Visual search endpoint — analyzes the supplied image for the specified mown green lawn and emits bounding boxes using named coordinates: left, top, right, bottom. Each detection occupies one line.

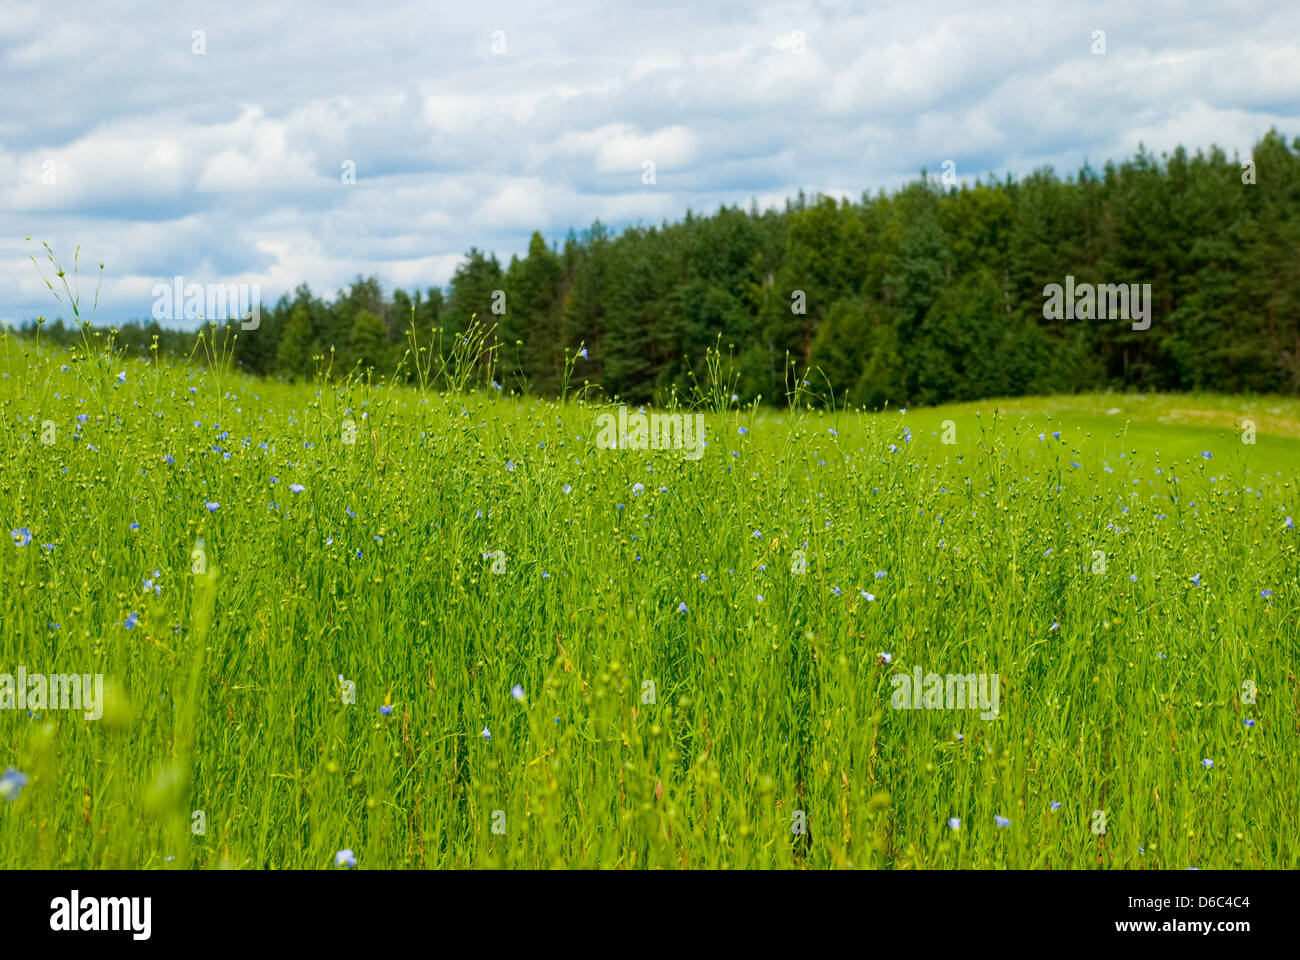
left=1, top=338, right=1297, bottom=868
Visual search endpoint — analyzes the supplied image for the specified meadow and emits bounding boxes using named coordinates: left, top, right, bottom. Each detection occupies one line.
left=1, top=327, right=1297, bottom=869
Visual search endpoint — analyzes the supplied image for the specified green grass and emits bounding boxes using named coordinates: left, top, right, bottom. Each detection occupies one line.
left=1, top=333, right=1297, bottom=869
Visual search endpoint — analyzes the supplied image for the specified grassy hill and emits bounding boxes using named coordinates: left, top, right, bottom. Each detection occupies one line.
left=1, top=338, right=1296, bottom=868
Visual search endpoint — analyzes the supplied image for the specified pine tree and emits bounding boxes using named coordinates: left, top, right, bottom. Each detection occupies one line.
left=346, top=309, right=391, bottom=373
left=276, top=303, right=316, bottom=380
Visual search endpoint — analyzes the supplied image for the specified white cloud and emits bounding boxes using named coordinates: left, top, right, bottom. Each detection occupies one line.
left=0, top=0, right=1296, bottom=328
left=594, top=125, right=694, bottom=174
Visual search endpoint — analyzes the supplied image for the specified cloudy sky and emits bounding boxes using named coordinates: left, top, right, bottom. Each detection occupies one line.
left=2, top=0, right=1297, bottom=328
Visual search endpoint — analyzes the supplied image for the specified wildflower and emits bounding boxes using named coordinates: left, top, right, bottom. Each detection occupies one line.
left=1201, top=451, right=1212, bottom=459
left=874, top=571, right=886, bottom=579
left=632, top=483, right=644, bottom=495
left=1052, top=431, right=1061, bottom=440
left=1244, top=718, right=1256, bottom=728
left=947, top=817, right=960, bottom=830
left=831, top=586, right=841, bottom=596
left=379, top=705, right=393, bottom=716
left=1260, top=589, right=1274, bottom=599
left=577, top=346, right=588, bottom=359
left=861, top=591, right=875, bottom=601
left=879, top=652, right=892, bottom=665
left=1050, top=801, right=1062, bottom=811
left=205, top=502, right=219, bottom=513
left=511, top=685, right=525, bottom=702
left=1202, top=758, right=1213, bottom=769
left=506, top=460, right=516, bottom=472
left=0, top=768, right=29, bottom=801
left=288, top=483, right=305, bottom=494
left=738, top=426, right=748, bottom=435
left=1189, top=573, right=1201, bottom=586
left=124, top=611, right=139, bottom=630
left=481, top=727, right=491, bottom=741
left=130, top=522, right=140, bottom=531
left=117, top=371, right=126, bottom=384
left=995, top=816, right=1011, bottom=828
left=677, top=602, right=688, bottom=613
left=756, top=594, right=764, bottom=603
left=164, top=454, right=175, bottom=464
left=334, top=849, right=357, bottom=869
left=562, top=484, right=572, bottom=494
left=11, top=528, right=32, bottom=547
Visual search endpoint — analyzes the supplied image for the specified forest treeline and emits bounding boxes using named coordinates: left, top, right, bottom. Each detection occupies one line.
left=20, top=130, right=1300, bottom=407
